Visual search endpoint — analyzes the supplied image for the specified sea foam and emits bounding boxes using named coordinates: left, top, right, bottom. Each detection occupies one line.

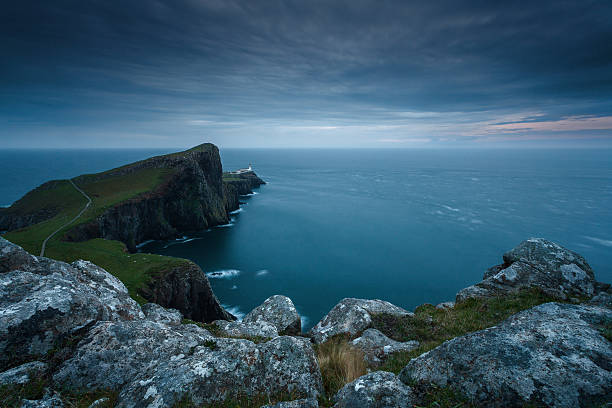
left=206, top=269, right=241, bottom=279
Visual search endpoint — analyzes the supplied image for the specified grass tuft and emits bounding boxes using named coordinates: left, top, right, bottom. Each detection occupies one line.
left=315, top=335, right=367, bottom=401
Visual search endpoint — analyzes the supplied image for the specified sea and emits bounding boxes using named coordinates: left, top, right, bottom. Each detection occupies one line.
left=1, top=148, right=611, bottom=330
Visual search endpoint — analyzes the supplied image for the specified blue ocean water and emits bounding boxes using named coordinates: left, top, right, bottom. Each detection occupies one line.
left=1, top=148, right=611, bottom=329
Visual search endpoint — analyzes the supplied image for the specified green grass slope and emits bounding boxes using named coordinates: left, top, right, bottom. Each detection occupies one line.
left=2, top=156, right=190, bottom=304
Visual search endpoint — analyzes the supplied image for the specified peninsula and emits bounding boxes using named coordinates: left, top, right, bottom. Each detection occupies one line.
left=0, top=143, right=265, bottom=321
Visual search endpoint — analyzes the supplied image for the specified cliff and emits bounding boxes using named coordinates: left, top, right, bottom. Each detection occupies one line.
left=0, top=143, right=264, bottom=324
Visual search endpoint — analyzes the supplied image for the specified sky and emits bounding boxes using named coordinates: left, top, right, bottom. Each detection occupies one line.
left=1, top=0, right=611, bottom=148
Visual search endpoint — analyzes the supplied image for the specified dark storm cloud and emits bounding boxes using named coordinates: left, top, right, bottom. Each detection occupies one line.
left=1, top=0, right=611, bottom=147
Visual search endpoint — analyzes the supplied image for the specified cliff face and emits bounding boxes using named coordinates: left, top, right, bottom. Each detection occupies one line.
left=140, top=262, right=235, bottom=322
left=65, top=143, right=230, bottom=251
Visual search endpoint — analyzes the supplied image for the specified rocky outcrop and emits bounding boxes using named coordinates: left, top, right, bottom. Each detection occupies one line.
left=139, top=261, right=235, bottom=322
left=1, top=238, right=323, bottom=406
left=55, top=320, right=322, bottom=407
left=310, top=298, right=412, bottom=344
left=333, top=371, right=414, bottom=408
left=262, top=399, right=319, bottom=408
left=0, top=238, right=143, bottom=370
left=0, top=361, right=47, bottom=386
left=351, top=328, right=419, bottom=366
left=223, top=171, right=266, bottom=212
left=243, top=295, right=302, bottom=335
left=400, top=302, right=612, bottom=407
left=456, top=238, right=598, bottom=302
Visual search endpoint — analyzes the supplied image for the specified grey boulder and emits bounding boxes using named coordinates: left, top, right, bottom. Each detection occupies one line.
left=141, top=302, right=182, bottom=326
left=333, top=371, right=414, bottom=408
left=351, top=328, right=419, bottom=365
left=0, top=361, right=47, bottom=386
left=213, top=319, right=279, bottom=338
left=310, top=298, right=412, bottom=344
left=0, top=238, right=143, bottom=369
left=400, top=302, right=612, bottom=407
left=21, top=390, right=64, bottom=408
left=243, top=295, right=302, bottom=335
left=456, top=238, right=597, bottom=302
left=54, top=319, right=322, bottom=407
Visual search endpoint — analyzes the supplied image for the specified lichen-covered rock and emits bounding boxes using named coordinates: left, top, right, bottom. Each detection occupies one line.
left=141, top=303, right=182, bottom=326
left=435, top=301, right=455, bottom=310
left=333, top=371, right=414, bottom=408
left=0, top=361, right=47, bottom=385
left=0, top=238, right=143, bottom=370
left=588, top=290, right=612, bottom=308
left=456, top=238, right=597, bottom=302
left=400, top=302, right=612, bottom=407
left=351, top=328, right=419, bottom=365
left=21, top=390, right=64, bottom=408
left=243, top=295, right=301, bottom=335
left=54, top=320, right=322, bottom=407
left=213, top=319, right=278, bottom=338
left=310, top=298, right=412, bottom=344
left=262, top=398, right=319, bottom=408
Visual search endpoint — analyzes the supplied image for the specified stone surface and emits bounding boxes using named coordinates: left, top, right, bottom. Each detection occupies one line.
left=400, top=302, right=612, bottom=407
left=54, top=319, right=323, bottom=407
left=261, top=398, right=319, bottom=408
left=456, top=238, right=597, bottom=302
left=351, top=328, right=419, bottom=365
left=0, top=238, right=143, bottom=370
left=243, top=295, right=301, bottom=335
left=310, top=298, right=412, bottom=344
left=333, top=371, right=414, bottom=408
left=0, top=361, right=47, bottom=385
left=141, top=302, right=182, bottom=326
left=435, top=301, right=455, bottom=310
left=21, top=390, right=64, bottom=408
left=213, top=319, right=279, bottom=338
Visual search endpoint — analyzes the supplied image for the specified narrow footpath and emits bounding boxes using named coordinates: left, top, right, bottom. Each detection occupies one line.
left=40, top=179, right=92, bottom=257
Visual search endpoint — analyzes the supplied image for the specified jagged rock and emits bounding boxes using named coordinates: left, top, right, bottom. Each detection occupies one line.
left=261, top=398, right=319, bottom=408
left=141, top=261, right=235, bottom=323
left=351, top=328, right=419, bottom=365
left=21, top=390, right=64, bottom=408
left=87, top=398, right=110, bottom=408
left=310, top=298, right=412, bottom=344
left=54, top=320, right=323, bottom=406
left=141, top=303, right=182, bottom=326
left=243, top=295, right=301, bottom=335
left=213, top=319, right=279, bottom=338
left=435, top=301, right=455, bottom=310
left=589, top=290, right=612, bottom=307
left=0, top=239, right=143, bottom=370
left=400, top=302, right=612, bottom=407
left=456, top=238, right=597, bottom=302
left=333, top=371, right=414, bottom=408
left=0, top=361, right=47, bottom=385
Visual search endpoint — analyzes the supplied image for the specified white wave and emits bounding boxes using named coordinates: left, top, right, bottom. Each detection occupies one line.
left=231, top=285, right=238, bottom=290
left=584, top=236, right=612, bottom=247
left=229, top=208, right=243, bottom=214
left=442, top=205, right=460, bottom=212
left=206, top=269, right=241, bottom=279
left=216, top=222, right=234, bottom=228
left=135, top=240, right=155, bottom=249
left=222, top=304, right=245, bottom=320
left=240, top=191, right=259, bottom=197
left=300, top=315, right=309, bottom=329
left=0, top=204, right=11, bottom=208
left=255, top=269, right=269, bottom=277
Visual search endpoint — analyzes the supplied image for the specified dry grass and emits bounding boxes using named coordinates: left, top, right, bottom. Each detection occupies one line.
left=316, top=336, right=367, bottom=400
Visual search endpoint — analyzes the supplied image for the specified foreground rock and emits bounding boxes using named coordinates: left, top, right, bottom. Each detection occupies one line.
left=456, top=238, right=598, bottom=302
left=243, top=295, right=302, bottom=335
left=262, top=399, right=319, bottom=408
left=0, top=238, right=142, bottom=370
left=55, top=320, right=322, bottom=406
left=310, top=298, right=412, bottom=344
left=213, top=319, right=279, bottom=338
left=333, top=371, right=414, bottom=408
left=0, top=361, right=47, bottom=386
left=400, top=302, right=612, bottom=407
left=351, top=328, right=419, bottom=365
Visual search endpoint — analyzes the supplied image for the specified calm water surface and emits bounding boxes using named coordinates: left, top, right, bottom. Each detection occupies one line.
left=1, top=148, right=611, bottom=329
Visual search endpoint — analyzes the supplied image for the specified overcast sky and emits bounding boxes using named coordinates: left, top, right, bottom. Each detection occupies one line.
left=1, top=0, right=611, bottom=148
